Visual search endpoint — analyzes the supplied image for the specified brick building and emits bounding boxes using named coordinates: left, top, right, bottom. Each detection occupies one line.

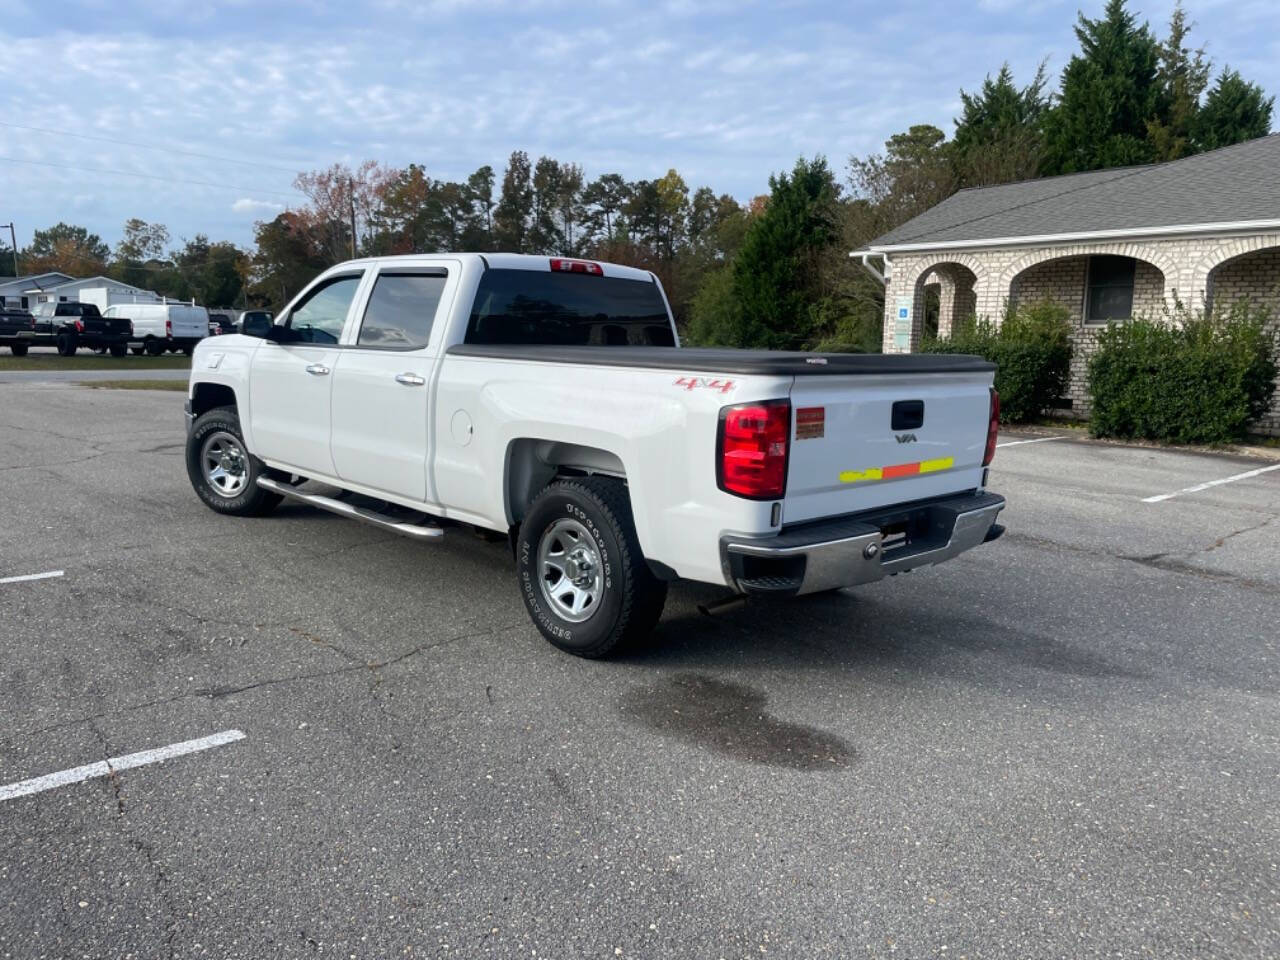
left=856, top=133, right=1280, bottom=434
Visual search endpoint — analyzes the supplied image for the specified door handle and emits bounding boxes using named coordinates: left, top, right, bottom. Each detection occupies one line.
left=305, top=363, right=330, bottom=376
left=395, top=373, right=425, bottom=386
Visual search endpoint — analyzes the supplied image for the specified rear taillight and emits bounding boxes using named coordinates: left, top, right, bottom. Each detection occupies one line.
left=982, top=388, right=999, bottom=466
left=549, top=258, right=603, bottom=275
left=166, top=319, right=173, bottom=337
left=74, top=319, right=84, bottom=333
left=717, top=399, right=790, bottom=500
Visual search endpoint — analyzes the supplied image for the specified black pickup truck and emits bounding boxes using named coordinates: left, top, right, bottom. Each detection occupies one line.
left=29, top=301, right=134, bottom=356
left=0, top=306, right=37, bottom=356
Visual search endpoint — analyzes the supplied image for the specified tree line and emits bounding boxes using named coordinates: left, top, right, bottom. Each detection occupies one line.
left=4, top=0, right=1270, bottom=350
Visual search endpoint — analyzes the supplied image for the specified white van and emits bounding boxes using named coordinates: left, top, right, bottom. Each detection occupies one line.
left=105, top=302, right=210, bottom=355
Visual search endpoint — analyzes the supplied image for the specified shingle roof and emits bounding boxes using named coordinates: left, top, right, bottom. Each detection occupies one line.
left=870, top=133, right=1280, bottom=248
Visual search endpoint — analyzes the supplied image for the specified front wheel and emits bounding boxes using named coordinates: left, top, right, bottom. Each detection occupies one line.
left=10, top=343, right=28, bottom=357
left=108, top=343, right=128, bottom=358
left=185, top=406, right=283, bottom=516
left=144, top=338, right=165, bottom=357
left=56, top=333, right=78, bottom=357
left=516, top=476, right=666, bottom=658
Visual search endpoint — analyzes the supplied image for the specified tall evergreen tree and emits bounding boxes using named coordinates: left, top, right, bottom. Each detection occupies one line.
left=1146, top=3, right=1210, bottom=161
left=1194, top=69, right=1275, bottom=151
left=493, top=151, right=533, bottom=252
left=953, top=63, right=1050, bottom=186
left=1042, top=0, right=1162, bottom=173
left=689, top=157, right=837, bottom=349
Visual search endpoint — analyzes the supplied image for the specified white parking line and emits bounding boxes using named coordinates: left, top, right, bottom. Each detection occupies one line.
left=997, top=436, right=1066, bottom=448
left=1142, top=463, right=1280, bottom=503
left=0, top=729, right=246, bottom=803
left=0, top=569, right=64, bottom=585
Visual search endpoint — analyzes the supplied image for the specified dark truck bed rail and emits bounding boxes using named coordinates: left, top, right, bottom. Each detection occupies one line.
left=446, top=344, right=995, bottom=376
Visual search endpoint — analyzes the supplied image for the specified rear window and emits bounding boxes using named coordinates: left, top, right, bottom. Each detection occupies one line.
left=464, top=268, right=674, bottom=347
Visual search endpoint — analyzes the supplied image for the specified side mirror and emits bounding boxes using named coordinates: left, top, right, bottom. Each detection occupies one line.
left=244, top=315, right=275, bottom=338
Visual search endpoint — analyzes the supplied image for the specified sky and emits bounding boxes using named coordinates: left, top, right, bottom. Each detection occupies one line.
left=1, top=0, right=1277, bottom=254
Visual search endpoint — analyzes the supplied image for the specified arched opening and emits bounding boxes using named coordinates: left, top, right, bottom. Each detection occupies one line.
left=1008, top=254, right=1166, bottom=325
left=1006, top=253, right=1167, bottom=417
left=1205, top=245, right=1280, bottom=316
left=1206, top=244, right=1280, bottom=436
left=914, top=262, right=977, bottom=341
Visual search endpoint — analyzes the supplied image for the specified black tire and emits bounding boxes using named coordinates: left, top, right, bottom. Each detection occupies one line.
left=56, top=333, right=78, bottom=357
left=108, top=343, right=128, bottom=358
left=144, top=338, right=165, bottom=357
left=93, top=346, right=107, bottom=355
left=185, top=406, right=283, bottom=517
left=9, top=343, right=28, bottom=357
left=181, top=346, right=194, bottom=357
left=516, top=476, right=667, bottom=658
left=130, top=346, right=144, bottom=355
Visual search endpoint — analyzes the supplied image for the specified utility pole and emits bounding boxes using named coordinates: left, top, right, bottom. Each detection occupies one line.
left=1, top=222, right=17, bottom=277
left=348, top=177, right=357, bottom=260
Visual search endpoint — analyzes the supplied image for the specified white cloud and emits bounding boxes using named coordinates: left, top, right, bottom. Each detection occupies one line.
left=232, top=198, right=285, bottom=214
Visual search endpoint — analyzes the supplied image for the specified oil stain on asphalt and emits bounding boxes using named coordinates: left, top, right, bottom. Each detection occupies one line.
left=620, top=673, right=852, bottom=770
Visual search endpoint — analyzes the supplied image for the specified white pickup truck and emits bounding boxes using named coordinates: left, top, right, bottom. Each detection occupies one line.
left=185, top=253, right=1005, bottom=657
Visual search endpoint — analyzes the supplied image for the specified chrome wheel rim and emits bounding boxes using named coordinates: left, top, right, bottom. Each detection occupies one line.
left=201, top=430, right=249, bottom=498
left=537, top=517, right=604, bottom=623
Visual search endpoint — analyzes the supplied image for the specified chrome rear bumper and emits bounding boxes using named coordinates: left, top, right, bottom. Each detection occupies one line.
left=722, top=491, right=1005, bottom=596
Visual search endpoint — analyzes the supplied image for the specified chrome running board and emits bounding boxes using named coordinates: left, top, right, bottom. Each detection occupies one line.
left=257, top=477, right=444, bottom=541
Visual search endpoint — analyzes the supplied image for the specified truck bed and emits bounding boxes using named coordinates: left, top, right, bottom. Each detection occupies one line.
left=446, top=344, right=995, bottom=376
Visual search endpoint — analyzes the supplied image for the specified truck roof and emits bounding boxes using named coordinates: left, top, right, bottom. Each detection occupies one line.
left=335, top=252, right=656, bottom=284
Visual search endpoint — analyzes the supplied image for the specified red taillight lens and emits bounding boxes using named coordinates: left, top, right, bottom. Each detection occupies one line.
left=982, top=388, right=999, bottom=466
left=549, top=258, right=603, bottom=275
left=74, top=319, right=84, bottom=333
left=166, top=319, right=173, bottom=337
left=718, top=399, right=790, bottom=499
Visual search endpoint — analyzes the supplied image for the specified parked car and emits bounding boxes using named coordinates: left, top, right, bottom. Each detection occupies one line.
left=207, top=311, right=236, bottom=336
left=105, top=302, right=209, bottom=356
left=30, top=301, right=133, bottom=356
left=0, top=305, right=36, bottom=356
left=185, top=254, right=1005, bottom=657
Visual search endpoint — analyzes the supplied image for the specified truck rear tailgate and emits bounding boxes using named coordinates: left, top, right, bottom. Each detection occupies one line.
left=784, top=371, right=994, bottom=525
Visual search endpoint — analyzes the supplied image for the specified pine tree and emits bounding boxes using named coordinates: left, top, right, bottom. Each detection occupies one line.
left=1146, top=3, right=1210, bottom=161
left=1042, top=0, right=1162, bottom=173
left=493, top=151, right=533, bottom=252
left=953, top=63, right=1049, bottom=186
left=1194, top=69, right=1275, bottom=151
left=689, top=157, right=837, bottom=349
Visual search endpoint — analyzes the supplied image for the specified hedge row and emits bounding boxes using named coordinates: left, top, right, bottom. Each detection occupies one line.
left=1087, top=303, right=1278, bottom=444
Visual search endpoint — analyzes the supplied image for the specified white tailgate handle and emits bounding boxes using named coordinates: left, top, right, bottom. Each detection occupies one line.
left=305, top=363, right=330, bottom=376
left=394, top=372, right=426, bottom=387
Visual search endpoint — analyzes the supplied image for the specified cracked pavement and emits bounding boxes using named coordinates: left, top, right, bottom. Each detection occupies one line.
left=1, top=382, right=1278, bottom=959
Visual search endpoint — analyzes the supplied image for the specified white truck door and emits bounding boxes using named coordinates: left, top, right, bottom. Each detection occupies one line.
left=248, top=272, right=363, bottom=477
left=330, top=267, right=453, bottom=503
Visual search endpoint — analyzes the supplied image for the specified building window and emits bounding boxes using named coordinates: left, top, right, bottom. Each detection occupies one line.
left=1085, top=255, right=1136, bottom=324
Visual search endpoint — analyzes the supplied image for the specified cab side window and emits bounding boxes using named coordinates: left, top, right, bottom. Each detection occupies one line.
left=286, top=275, right=362, bottom=344
left=356, top=272, right=447, bottom=350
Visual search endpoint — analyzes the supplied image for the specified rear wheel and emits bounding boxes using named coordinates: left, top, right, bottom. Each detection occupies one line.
left=56, top=333, right=77, bottom=357
left=185, top=406, right=283, bottom=517
left=144, top=338, right=164, bottom=357
left=130, top=346, right=144, bottom=355
left=108, top=343, right=128, bottom=358
left=516, top=476, right=666, bottom=658
left=9, top=343, right=28, bottom=357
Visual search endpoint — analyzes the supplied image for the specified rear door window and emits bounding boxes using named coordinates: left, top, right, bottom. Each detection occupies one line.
left=356, top=271, right=448, bottom=350
left=464, top=269, right=674, bottom=346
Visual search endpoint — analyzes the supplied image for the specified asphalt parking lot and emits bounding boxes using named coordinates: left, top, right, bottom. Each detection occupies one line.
left=1, top=381, right=1277, bottom=960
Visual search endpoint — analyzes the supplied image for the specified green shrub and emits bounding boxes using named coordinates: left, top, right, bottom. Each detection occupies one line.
left=922, top=300, right=1073, bottom=423
left=1087, top=301, right=1279, bottom=444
